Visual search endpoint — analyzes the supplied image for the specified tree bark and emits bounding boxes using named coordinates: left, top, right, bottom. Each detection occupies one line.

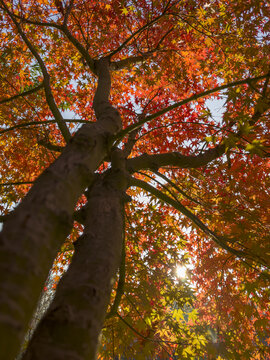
left=0, top=58, right=122, bottom=360
left=22, top=171, right=126, bottom=360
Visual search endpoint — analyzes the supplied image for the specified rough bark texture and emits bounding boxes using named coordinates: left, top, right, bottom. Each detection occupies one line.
left=21, top=173, right=125, bottom=360
left=0, top=58, right=121, bottom=360
left=126, top=144, right=226, bottom=173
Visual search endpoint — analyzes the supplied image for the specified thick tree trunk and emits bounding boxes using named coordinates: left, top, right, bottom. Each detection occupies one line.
left=22, top=172, right=126, bottom=360
left=0, top=58, right=122, bottom=360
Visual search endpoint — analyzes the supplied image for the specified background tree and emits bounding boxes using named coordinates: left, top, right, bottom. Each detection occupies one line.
left=0, top=0, right=269, bottom=359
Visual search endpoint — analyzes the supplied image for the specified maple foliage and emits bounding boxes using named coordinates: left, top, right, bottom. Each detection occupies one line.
left=0, top=0, right=269, bottom=359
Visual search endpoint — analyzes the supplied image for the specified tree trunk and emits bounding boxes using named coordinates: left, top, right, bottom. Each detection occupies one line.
left=0, top=58, right=122, bottom=360
left=22, top=171, right=126, bottom=360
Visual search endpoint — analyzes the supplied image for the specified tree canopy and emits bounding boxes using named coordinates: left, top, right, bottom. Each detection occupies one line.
left=0, top=0, right=269, bottom=359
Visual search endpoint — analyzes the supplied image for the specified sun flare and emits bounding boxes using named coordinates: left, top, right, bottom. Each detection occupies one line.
left=176, top=265, right=187, bottom=279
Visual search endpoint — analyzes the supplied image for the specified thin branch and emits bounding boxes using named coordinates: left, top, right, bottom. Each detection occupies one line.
left=127, top=107, right=269, bottom=174
left=117, top=312, right=188, bottom=347
left=126, top=83, right=269, bottom=173
left=262, top=76, right=269, bottom=96
left=1, top=0, right=71, bottom=142
left=63, top=0, right=74, bottom=25
left=154, top=26, right=175, bottom=49
left=0, top=74, right=43, bottom=118
left=37, top=139, right=63, bottom=152
left=7, top=5, right=95, bottom=73
left=153, top=170, right=205, bottom=207
left=0, top=119, right=90, bottom=136
left=125, top=294, right=149, bottom=326
left=0, top=83, right=44, bottom=105
left=129, top=176, right=269, bottom=269
left=177, top=14, right=226, bottom=60
left=110, top=28, right=175, bottom=71
left=108, top=0, right=178, bottom=60
left=123, top=294, right=179, bottom=357
left=137, top=171, right=180, bottom=204
left=11, top=13, right=62, bottom=29
left=108, top=14, right=166, bottom=58
left=14, top=0, right=80, bottom=36
left=69, top=3, right=91, bottom=47
left=247, top=81, right=262, bottom=96
left=136, top=120, right=236, bottom=141
left=60, top=24, right=95, bottom=73
left=117, top=73, right=270, bottom=139
left=116, top=313, right=149, bottom=340
left=0, top=181, right=34, bottom=186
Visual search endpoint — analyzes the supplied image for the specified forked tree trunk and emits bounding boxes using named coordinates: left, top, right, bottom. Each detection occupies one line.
left=22, top=172, right=126, bottom=360
left=0, top=58, right=122, bottom=360
left=0, top=124, right=107, bottom=360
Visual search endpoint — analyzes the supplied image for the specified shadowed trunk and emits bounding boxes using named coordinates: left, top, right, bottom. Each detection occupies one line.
left=0, top=58, right=122, bottom=360
left=22, top=172, right=126, bottom=360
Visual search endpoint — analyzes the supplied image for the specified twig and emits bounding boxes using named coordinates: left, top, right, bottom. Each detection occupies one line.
left=0, top=83, right=44, bottom=105
left=117, top=73, right=270, bottom=140
left=130, top=176, right=269, bottom=269
left=1, top=0, right=71, bottom=141
left=0, top=119, right=91, bottom=136
left=0, top=181, right=34, bottom=186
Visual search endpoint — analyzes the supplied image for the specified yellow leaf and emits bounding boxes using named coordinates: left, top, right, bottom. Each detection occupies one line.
left=205, top=37, right=212, bottom=47
left=207, top=17, right=215, bottom=25
left=121, top=7, right=128, bottom=15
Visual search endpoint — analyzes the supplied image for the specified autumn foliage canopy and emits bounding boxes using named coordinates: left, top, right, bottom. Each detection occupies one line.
left=0, top=0, right=269, bottom=359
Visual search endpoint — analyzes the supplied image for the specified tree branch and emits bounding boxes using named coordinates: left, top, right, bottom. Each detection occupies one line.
left=0, top=181, right=34, bottom=186
left=117, top=73, right=270, bottom=139
left=60, top=24, right=95, bottom=73
left=0, top=83, right=44, bottom=105
left=92, top=58, right=122, bottom=134
left=129, top=176, right=269, bottom=269
left=116, top=313, right=150, bottom=340
left=108, top=12, right=168, bottom=58
left=127, top=143, right=225, bottom=173
left=0, top=1, right=71, bottom=142
left=63, top=0, right=74, bottom=25
left=116, top=312, right=188, bottom=347
left=110, top=53, right=153, bottom=71
left=11, top=12, right=62, bottom=29
left=153, top=171, right=205, bottom=207
left=9, top=12, right=96, bottom=74
left=122, top=129, right=139, bottom=157
left=37, top=139, right=63, bottom=152
left=0, top=119, right=91, bottom=136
